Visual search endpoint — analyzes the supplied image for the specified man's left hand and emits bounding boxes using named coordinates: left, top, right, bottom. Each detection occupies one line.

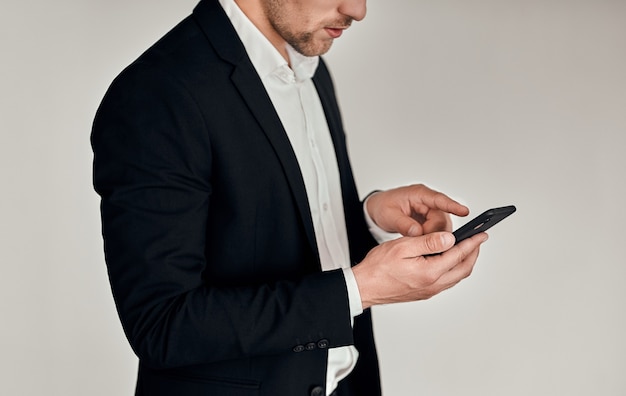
left=366, top=184, right=469, bottom=237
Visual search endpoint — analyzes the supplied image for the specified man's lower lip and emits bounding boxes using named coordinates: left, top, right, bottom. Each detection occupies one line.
left=325, top=28, right=343, bottom=38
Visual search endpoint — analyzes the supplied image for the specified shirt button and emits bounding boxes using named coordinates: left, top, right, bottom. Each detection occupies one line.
left=322, top=203, right=329, bottom=211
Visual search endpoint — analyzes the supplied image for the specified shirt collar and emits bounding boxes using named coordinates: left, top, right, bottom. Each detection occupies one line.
left=218, top=0, right=319, bottom=82
left=286, top=45, right=320, bottom=82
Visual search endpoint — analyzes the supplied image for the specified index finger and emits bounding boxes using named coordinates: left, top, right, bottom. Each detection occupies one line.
left=408, top=184, right=469, bottom=217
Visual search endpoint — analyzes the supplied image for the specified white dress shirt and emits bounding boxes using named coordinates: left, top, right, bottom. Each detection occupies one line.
left=218, top=0, right=363, bottom=394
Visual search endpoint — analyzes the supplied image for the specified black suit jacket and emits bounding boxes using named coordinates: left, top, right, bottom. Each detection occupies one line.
left=92, top=1, right=380, bottom=395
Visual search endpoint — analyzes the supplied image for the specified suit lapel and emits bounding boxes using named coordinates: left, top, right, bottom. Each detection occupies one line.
left=192, top=0, right=319, bottom=261
left=230, top=64, right=320, bottom=261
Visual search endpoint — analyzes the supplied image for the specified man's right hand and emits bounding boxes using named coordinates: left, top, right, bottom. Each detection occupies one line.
left=352, top=232, right=488, bottom=309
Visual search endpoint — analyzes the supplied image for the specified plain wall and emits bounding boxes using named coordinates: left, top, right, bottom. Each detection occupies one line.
left=1, top=1, right=624, bottom=395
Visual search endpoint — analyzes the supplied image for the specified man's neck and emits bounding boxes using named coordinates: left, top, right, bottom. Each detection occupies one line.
left=234, top=0, right=290, bottom=63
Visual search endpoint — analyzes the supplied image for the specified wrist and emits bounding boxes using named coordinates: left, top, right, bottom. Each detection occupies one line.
left=351, top=264, right=374, bottom=310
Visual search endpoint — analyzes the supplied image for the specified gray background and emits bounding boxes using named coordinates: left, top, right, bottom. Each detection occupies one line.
left=1, top=0, right=624, bottom=395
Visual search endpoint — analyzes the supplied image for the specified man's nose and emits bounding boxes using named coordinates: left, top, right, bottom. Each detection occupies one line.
left=339, top=0, right=367, bottom=22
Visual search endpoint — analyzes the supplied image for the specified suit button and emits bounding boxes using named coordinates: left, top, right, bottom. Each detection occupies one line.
left=310, top=385, right=324, bottom=396
left=293, top=344, right=305, bottom=353
left=317, top=339, right=329, bottom=349
left=305, top=342, right=317, bottom=351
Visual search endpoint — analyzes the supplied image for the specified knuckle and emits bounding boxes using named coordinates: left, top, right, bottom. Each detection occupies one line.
left=409, top=183, right=426, bottom=194
left=424, top=234, right=442, bottom=253
left=385, top=238, right=411, bottom=258
left=416, top=265, right=439, bottom=286
left=422, top=272, right=438, bottom=286
left=388, top=238, right=405, bottom=253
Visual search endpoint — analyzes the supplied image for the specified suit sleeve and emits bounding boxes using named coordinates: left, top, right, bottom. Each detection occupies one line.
left=91, top=64, right=354, bottom=369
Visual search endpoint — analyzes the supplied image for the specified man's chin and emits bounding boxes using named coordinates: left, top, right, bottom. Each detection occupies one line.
left=291, top=40, right=334, bottom=57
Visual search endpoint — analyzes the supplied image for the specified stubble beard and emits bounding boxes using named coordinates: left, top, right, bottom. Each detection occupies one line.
left=263, top=0, right=350, bottom=57
left=285, top=30, right=332, bottom=57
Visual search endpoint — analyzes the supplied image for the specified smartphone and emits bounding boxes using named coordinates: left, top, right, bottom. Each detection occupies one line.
left=453, top=205, right=516, bottom=244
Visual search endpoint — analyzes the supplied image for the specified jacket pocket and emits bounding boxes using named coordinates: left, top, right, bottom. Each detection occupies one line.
left=137, top=369, right=260, bottom=396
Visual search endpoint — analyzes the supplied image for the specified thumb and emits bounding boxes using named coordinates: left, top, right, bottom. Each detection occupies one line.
left=417, top=232, right=455, bottom=256
left=396, top=216, right=424, bottom=237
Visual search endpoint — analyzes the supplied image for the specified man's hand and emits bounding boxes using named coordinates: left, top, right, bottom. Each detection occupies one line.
left=366, top=184, right=470, bottom=237
left=352, top=232, right=487, bottom=309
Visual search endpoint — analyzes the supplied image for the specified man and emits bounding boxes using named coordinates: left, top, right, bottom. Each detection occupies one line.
left=91, top=0, right=487, bottom=395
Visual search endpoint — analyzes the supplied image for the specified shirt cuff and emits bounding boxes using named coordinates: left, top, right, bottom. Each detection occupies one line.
left=341, top=267, right=363, bottom=319
left=363, top=193, right=401, bottom=243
